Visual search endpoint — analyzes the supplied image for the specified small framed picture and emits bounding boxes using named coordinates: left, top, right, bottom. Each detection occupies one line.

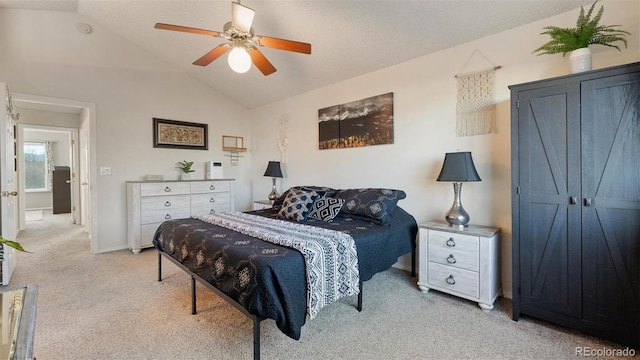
left=153, top=118, right=208, bottom=150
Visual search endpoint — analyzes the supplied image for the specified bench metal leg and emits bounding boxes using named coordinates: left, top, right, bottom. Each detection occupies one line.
left=357, top=280, right=363, bottom=312
left=253, top=316, right=260, bottom=360
left=158, top=252, right=163, bottom=281
left=191, top=276, right=197, bottom=315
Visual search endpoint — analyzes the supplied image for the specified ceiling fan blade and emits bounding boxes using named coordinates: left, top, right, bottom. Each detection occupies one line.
left=231, top=2, right=255, bottom=33
left=257, top=36, right=311, bottom=54
left=154, top=23, right=222, bottom=37
left=193, top=44, right=230, bottom=66
left=247, top=48, right=276, bottom=76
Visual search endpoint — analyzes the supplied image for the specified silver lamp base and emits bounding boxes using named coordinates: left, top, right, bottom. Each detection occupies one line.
left=267, top=178, right=279, bottom=201
left=444, top=182, right=470, bottom=229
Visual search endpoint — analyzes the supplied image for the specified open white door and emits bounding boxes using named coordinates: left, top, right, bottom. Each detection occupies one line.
left=0, top=83, right=19, bottom=285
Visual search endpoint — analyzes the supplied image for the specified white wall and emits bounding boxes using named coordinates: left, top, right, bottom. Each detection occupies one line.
left=249, top=0, right=640, bottom=298
left=0, top=9, right=253, bottom=253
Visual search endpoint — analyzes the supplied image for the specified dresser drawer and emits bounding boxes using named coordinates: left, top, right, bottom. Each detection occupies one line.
left=141, top=195, right=191, bottom=211
left=141, top=208, right=191, bottom=224
left=428, top=262, right=479, bottom=298
left=191, top=181, right=231, bottom=194
left=141, top=182, right=191, bottom=196
left=190, top=193, right=230, bottom=208
left=141, top=223, right=162, bottom=248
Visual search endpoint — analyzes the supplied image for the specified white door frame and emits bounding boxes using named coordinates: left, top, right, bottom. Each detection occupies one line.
left=12, top=93, right=98, bottom=254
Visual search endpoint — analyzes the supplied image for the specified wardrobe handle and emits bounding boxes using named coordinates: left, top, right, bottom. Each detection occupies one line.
left=165, top=201, right=171, bottom=207
left=446, top=255, right=457, bottom=264
left=445, top=275, right=456, bottom=285
left=584, top=198, right=592, bottom=206
left=446, top=238, right=456, bottom=247
left=569, top=196, right=577, bottom=205
left=210, top=198, right=215, bottom=203
left=209, top=209, right=216, bottom=214
left=209, top=185, right=215, bottom=190
left=164, top=214, right=171, bottom=220
left=164, top=186, right=171, bottom=192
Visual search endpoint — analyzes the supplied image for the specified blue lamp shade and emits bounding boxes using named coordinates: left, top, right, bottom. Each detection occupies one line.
left=436, top=152, right=481, bottom=228
left=436, top=152, right=481, bottom=182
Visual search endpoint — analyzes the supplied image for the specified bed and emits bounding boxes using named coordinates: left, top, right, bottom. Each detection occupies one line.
left=152, top=186, right=417, bottom=360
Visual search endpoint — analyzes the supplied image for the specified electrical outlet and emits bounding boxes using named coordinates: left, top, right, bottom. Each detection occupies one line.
left=99, top=167, right=111, bottom=176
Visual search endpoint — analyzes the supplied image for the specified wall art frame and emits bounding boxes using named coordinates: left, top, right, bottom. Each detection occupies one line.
left=153, top=118, right=208, bottom=150
left=318, top=92, right=394, bottom=149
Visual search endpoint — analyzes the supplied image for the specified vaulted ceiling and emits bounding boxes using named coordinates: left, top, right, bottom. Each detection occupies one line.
left=0, top=0, right=591, bottom=108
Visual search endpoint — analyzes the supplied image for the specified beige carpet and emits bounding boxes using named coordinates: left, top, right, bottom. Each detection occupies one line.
left=10, top=213, right=628, bottom=360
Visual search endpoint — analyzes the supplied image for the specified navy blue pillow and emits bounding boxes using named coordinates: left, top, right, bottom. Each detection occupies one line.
left=333, top=188, right=406, bottom=225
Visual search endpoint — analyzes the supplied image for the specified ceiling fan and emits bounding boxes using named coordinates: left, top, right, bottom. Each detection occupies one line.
left=154, top=1, right=311, bottom=76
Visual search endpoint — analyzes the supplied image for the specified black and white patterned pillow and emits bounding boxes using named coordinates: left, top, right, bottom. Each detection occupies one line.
left=277, top=189, right=320, bottom=222
left=309, top=198, right=345, bottom=222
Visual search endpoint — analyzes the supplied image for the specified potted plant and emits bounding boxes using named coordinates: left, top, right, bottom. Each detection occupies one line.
left=533, top=0, right=630, bottom=73
left=176, top=160, right=195, bottom=180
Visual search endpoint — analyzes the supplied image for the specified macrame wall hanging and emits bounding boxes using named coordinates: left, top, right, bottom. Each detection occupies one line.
left=455, top=50, right=501, bottom=137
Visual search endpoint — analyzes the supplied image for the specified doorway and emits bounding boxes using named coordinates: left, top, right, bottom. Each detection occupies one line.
left=20, top=126, right=78, bottom=223
left=11, top=93, right=98, bottom=254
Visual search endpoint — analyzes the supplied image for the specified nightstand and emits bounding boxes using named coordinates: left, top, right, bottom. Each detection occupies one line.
left=417, top=221, right=500, bottom=312
left=252, top=200, right=273, bottom=210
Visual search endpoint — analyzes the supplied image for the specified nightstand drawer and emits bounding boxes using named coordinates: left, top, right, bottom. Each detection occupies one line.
left=428, top=230, right=479, bottom=253
left=428, top=247, right=479, bottom=271
left=428, top=262, right=479, bottom=298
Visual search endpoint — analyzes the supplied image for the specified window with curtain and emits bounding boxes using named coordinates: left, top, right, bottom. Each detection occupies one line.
left=24, top=142, right=49, bottom=191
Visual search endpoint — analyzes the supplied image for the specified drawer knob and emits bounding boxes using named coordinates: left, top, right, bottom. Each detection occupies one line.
left=446, top=238, right=455, bottom=247
left=209, top=209, right=216, bottom=214
left=210, top=185, right=215, bottom=190
left=446, top=254, right=456, bottom=264
left=445, top=275, right=455, bottom=285
left=210, top=198, right=215, bottom=203
left=165, top=201, right=171, bottom=207
left=164, top=186, right=171, bottom=192
left=164, top=214, right=171, bottom=220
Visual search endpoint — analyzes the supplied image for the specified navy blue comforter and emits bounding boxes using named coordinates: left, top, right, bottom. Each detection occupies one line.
left=153, top=207, right=417, bottom=340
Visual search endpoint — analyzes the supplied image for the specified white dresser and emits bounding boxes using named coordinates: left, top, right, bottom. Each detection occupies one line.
left=417, top=221, right=500, bottom=312
left=126, top=179, right=235, bottom=254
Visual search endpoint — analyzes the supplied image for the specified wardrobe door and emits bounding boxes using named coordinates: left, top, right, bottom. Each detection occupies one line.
left=581, top=72, right=640, bottom=346
left=515, top=84, right=582, bottom=319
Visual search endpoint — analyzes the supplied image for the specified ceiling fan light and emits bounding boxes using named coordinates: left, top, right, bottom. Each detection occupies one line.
left=228, top=47, right=252, bottom=73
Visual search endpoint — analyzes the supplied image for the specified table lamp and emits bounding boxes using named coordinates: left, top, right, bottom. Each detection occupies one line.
left=263, top=161, right=283, bottom=201
left=436, top=152, right=481, bottom=228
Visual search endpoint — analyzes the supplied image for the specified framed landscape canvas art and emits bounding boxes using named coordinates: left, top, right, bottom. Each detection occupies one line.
left=318, top=93, right=394, bottom=149
left=153, top=118, right=208, bottom=150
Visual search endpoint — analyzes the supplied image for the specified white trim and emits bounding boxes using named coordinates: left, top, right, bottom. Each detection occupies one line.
left=12, top=93, right=99, bottom=254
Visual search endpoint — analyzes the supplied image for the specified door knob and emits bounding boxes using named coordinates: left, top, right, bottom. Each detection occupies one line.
left=1, top=191, right=18, bottom=197
left=65, top=180, right=71, bottom=184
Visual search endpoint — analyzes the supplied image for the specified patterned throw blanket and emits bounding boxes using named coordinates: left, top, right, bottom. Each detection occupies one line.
left=194, top=211, right=360, bottom=319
